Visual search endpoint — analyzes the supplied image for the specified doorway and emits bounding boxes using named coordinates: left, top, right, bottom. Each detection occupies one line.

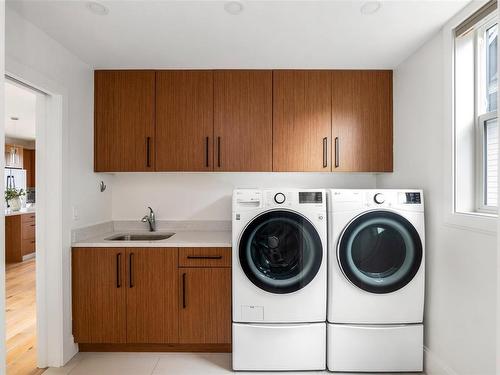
left=4, top=78, right=45, bottom=374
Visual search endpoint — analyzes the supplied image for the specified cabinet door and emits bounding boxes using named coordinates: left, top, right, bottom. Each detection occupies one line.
left=72, top=248, right=127, bottom=343
left=23, top=149, right=35, bottom=188
left=5, top=144, right=24, bottom=169
left=331, top=70, right=393, bottom=172
left=126, top=248, right=179, bottom=343
left=214, top=70, right=272, bottom=171
left=273, top=70, right=331, bottom=171
left=94, top=70, right=155, bottom=172
left=179, top=268, right=231, bottom=344
left=156, top=71, right=213, bottom=171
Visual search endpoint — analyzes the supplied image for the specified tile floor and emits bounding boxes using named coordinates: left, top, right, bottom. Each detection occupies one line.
left=42, top=352, right=422, bottom=375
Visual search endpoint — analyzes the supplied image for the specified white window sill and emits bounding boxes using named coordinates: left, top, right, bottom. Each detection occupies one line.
left=444, top=211, right=497, bottom=235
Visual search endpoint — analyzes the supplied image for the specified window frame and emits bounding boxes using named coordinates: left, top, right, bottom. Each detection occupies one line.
left=474, top=14, right=498, bottom=215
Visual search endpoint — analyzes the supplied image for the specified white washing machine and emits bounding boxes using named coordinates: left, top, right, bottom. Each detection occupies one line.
left=232, top=189, right=327, bottom=371
left=327, top=189, right=425, bottom=373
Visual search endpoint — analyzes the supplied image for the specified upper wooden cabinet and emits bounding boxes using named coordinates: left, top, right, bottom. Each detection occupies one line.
left=156, top=71, right=214, bottom=171
left=332, top=70, right=393, bottom=172
left=94, top=71, right=155, bottom=172
left=24, top=149, right=36, bottom=188
left=214, top=70, right=273, bottom=171
left=273, top=71, right=332, bottom=172
left=94, top=69, right=393, bottom=173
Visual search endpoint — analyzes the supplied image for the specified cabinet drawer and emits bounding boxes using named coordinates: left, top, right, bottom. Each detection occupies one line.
left=22, top=213, right=36, bottom=223
left=22, top=222, right=36, bottom=240
left=179, top=248, right=231, bottom=268
left=22, top=238, right=36, bottom=255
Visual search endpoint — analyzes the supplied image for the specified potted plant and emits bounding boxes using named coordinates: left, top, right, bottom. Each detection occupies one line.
left=5, top=188, right=25, bottom=211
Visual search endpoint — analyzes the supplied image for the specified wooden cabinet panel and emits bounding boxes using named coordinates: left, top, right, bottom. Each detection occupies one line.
left=156, top=71, right=213, bottom=171
left=23, top=149, right=35, bottom=188
left=331, top=70, right=393, bottom=172
left=178, top=247, right=231, bottom=268
left=72, top=248, right=127, bottom=343
left=6, top=214, right=36, bottom=262
left=21, top=221, right=35, bottom=240
left=22, top=239, right=36, bottom=256
left=94, top=70, right=155, bottom=172
left=273, top=70, right=332, bottom=171
left=179, top=268, right=231, bottom=344
left=126, top=248, right=179, bottom=343
left=214, top=70, right=272, bottom=171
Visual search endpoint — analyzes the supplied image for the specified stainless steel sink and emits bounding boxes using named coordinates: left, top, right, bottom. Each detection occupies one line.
left=105, top=233, right=175, bottom=241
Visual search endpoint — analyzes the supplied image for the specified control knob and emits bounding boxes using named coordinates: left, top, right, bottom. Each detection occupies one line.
left=274, top=193, right=286, bottom=204
left=374, top=193, right=385, bottom=204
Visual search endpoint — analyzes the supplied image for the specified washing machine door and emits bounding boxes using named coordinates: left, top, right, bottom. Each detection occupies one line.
left=239, top=210, right=323, bottom=294
left=337, top=210, right=423, bottom=294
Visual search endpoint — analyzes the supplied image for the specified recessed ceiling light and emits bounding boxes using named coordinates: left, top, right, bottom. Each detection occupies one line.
left=224, top=1, right=244, bottom=15
left=10, top=117, right=19, bottom=121
left=86, top=1, right=109, bottom=16
left=360, top=1, right=381, bottom=15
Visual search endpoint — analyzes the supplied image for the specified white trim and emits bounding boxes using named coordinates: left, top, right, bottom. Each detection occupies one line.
left=5, top=55, right=76, bottom=367
left=424, top=346, right=459, bottom=375
left=0, top=3, right=6, bottom=375
left=443, top=0, right=498, bottom=234
left=476, top=111, right=498, bottom=213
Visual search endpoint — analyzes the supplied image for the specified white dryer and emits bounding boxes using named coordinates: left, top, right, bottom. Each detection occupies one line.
left=232, top=189, right=327, bottom=371
left=327, top=189, right=425, bottom=373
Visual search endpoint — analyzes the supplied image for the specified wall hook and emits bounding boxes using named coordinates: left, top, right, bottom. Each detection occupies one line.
left=100, top=181, right=107, bottom=192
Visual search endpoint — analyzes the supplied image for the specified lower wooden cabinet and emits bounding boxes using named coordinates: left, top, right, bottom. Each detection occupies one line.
left=179, top=267, right=231, bottom=344
left=72, top=248, right=127, bottom=343
left=126, top=248, right=179, bottom=343
left=72, top=247, right=231, bottom=350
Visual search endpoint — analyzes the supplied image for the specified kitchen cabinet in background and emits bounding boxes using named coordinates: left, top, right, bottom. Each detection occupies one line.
left=5, top=213, right=36, bottom=263
left=5, top=144, right=24, bottom=169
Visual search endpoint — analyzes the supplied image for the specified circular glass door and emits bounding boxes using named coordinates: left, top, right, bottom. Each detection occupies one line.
left=338, top=210, right=422, bottom=294
left=239, top=210, right=323, bottom=294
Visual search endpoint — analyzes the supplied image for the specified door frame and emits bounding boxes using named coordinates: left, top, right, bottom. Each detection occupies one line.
left=5, top=55, right=74, bottom=367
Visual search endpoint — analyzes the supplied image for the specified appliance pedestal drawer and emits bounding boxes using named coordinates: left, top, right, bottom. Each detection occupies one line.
left=232, top=322, right=326, bottom=371
left=327, top=323, right=423, bottom=372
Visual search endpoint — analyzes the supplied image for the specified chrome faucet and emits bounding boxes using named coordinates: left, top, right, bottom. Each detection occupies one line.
left=141, top=207, right=156, bottom=232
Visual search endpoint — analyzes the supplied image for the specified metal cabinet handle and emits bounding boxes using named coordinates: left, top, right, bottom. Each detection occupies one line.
left=146, top=137, right=151, bottom=168
left=334, top=137, right=339, bottom=168
left=116, top=253, right=122, bottom=288
left=182, top=273, right=187, bottom=309
left=322, top=137, right=328, bottom=168
left=129, top=253, right=134, bottom=288
left=217, top=137, right=221, bottom=168
left=205, top=137, right=209, bottom=168
left=187, top=255, right=222, bottom=260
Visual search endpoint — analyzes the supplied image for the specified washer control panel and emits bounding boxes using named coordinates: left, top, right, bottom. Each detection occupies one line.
left=404, top=192, right=421, bottom=204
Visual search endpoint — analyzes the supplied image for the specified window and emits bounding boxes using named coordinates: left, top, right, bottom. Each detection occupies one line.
left=454, top=2, right=498, bottom=215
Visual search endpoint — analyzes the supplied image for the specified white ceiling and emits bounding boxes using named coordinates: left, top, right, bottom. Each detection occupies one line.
left=7, top=0, right=470, bottom=69
left=4, top=82, right=37, bottom=141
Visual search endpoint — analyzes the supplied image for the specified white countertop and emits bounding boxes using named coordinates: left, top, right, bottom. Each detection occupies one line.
left=72, top=230, right=232, bottom=248
left=5, top=206, right=36, bottom=217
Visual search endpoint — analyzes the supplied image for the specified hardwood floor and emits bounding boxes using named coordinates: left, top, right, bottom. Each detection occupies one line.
left=6, top=258, right=45, bottom=375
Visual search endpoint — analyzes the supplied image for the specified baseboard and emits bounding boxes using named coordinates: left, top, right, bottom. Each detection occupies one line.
left=78, top=343, right=231, bottom=353
left=424, top=346, right=458, bottom=375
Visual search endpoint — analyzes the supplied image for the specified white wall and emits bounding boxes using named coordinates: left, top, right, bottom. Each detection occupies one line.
left=5, top=7, right=112, bottom=229
left=5, top=6, right=113, bottom=365
left=0, top=2, right=6, bottom=374
left=111, top=173, right=377, bottom=221
left=377, top=32, right=497, bottom=375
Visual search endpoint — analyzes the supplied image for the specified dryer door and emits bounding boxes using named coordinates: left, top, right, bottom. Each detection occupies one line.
left=337, top=210, right=423, bottom=294
left=239, top=210, right=323, bottom=294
